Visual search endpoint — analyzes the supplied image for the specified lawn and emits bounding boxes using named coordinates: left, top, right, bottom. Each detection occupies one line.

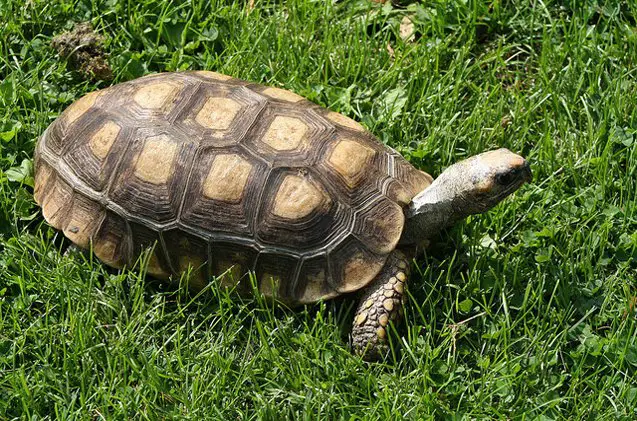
left=1, top=0, right=636, bottom=419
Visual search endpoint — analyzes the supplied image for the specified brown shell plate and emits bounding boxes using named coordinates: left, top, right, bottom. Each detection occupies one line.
left=34, top=71, right=432, bottom=304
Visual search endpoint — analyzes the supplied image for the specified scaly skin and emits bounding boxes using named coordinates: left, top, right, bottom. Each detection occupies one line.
left=351, top=249, right=410, bottom=360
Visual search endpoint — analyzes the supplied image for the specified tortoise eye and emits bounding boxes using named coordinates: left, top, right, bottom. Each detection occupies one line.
left=495, top=170, right=516, bottom=186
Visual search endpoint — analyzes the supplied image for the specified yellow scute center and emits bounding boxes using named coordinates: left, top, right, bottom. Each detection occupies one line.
left=261, top=87, right=304, bottom=103
left=262, top=116, right=308, bottom=151
left=134, top=135, right=178, bottom=184
left=326, top=112, right=365, bottom=132
left=202, top=154, right=253, bottom=203
left=340, top=252, right=385, bottom=293
left=193, top=70, right=232, bottom=81
left=195, top=97, right=242, bottom=130
left=65, top=91, right=100, bottom=124
left=89, top=120, right=121, bottom=159
left=133, top=81, right=180, bottom=109
left=272, top=174, right=330, bottom=219
left=328, top=139, right=375, bottom=186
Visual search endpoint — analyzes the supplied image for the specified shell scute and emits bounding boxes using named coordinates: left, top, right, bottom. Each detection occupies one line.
left=242, top=102, right=334, bottom=168
left=256, top=168, right=351, bottom=253
left=108, top=127, right=197, bottom=224
left=181, top=147, right=267, bottom=236
left=174, top=84, right=266, bottom=147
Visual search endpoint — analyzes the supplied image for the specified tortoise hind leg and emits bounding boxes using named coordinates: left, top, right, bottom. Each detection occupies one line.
left=351, top=249, right=410, bottom=361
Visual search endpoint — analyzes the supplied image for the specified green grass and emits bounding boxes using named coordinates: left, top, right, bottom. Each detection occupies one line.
left=1, top=0, right=637, bottom=418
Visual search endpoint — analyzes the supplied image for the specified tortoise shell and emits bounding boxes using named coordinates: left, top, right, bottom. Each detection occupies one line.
left=34, top=71, right=432, bottom=304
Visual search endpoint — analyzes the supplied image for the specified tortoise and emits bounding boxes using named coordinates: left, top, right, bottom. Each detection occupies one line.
left=33, top=71, right=531, bottom=359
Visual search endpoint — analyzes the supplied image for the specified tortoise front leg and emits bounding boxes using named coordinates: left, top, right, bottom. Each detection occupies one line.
left=351, top=249, right=410, bottom=360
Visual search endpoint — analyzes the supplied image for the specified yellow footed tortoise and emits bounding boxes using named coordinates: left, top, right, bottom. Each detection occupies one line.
left=33, top=71, right=531, bottom=359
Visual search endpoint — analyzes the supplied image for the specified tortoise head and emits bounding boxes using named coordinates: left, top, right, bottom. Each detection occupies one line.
left=401, top=148, right=531, bottom=244
left=442, top=148, right=532, bottom=215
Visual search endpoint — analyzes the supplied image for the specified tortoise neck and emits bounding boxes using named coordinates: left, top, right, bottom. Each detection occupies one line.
left=398, top=172, right=469, bottom=245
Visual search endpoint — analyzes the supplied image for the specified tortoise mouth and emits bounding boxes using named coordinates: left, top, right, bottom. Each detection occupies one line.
left=512, top=160, right=532, bottom=183
left=521, top=162, right=533, bottom=182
